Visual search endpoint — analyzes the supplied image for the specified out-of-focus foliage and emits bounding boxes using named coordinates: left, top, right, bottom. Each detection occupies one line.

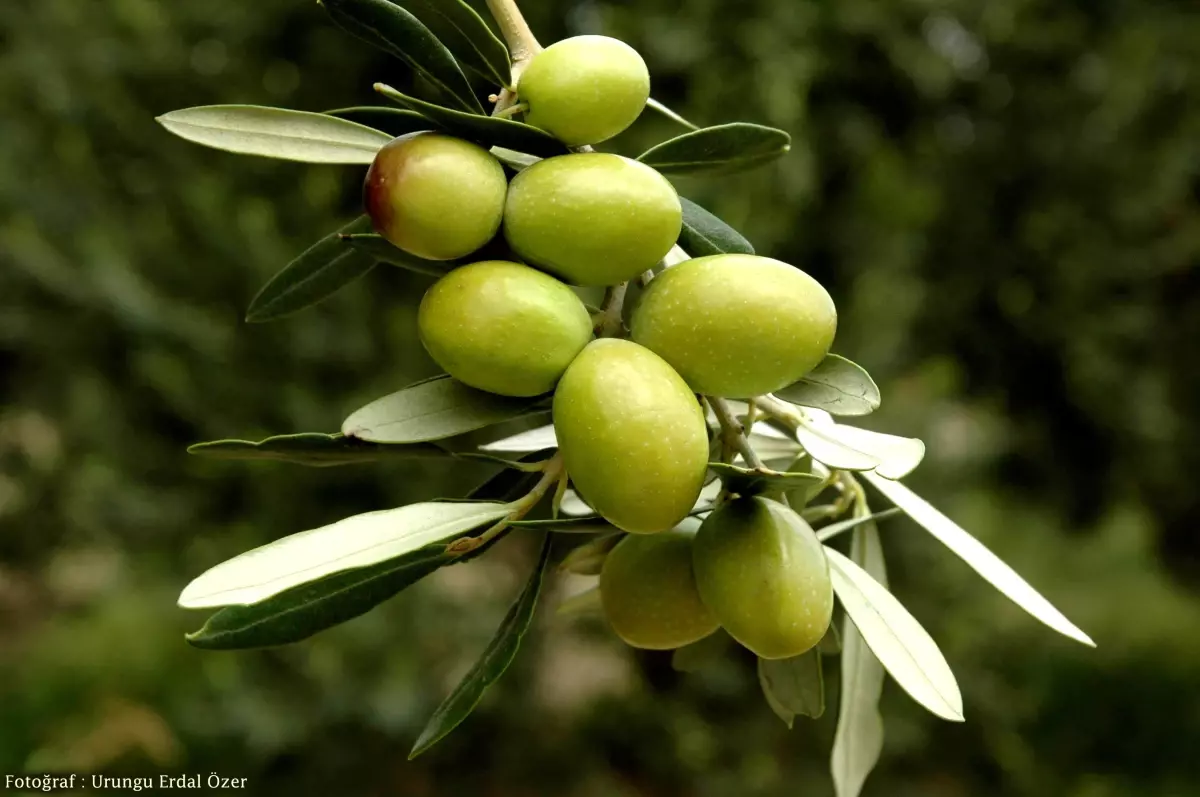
left=1, top=0, right=1198, bottom=795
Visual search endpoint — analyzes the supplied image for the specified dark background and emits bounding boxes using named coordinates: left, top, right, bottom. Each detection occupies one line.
left=2, top=0, right=1198, bottom=795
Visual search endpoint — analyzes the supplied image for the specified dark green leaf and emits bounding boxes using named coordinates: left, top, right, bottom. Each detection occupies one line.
left=508, top=516, right=615, bottom=534
left=410, top=533, right=552, bottom=757
left=646, top=98, right=699, bottom=130
left=759, top=650, right=826, bottom=725
left=342, top=375, right=542, bottom=443
left=246, top=216, right=377, bottom=322
left=637, top=123, right=792, bottom=175
left=339, top=234, right=454, bottom=277
left=775, top=354, right=882, bottom=416
left=389, top=0, right=510, bottom=87
left=187, top=432, right=450, bottom=467
left=323, top=106, right=435, bottom=138
left=376, top=83, right=568, bottom=157
left=678, top=196, right=755, bottom=257
left=322, top=0, right=482, bottom=114
left=709, top=461, right=822, bottom=497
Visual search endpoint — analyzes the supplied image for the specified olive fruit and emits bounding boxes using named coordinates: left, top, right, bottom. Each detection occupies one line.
left=630, top=254, right=837, bottom=397
left=417, top=261, right=592, bottom=397
left=692, top=496, right=833, bottom=660
left=364, top=132, right=507, bottom=261
left=553, top=339, right=708, bottom=533
left=503, top=153, right=682, bottom=286
left=517, top=35, right=650, bottom=147
left=599, top=519, right=719, bottom=650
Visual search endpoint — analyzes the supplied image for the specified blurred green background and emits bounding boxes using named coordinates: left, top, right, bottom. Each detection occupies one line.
left=2, top=0, right=1199, bottom=794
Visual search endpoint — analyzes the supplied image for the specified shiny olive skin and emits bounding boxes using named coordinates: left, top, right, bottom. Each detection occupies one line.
left=417, top=261, right=593, bottom=397
left=599, top=520, right=719, bottom=650
left=364, top=132, right=506, bottom=261
left=693, top=496, right=834, bottom=660
left=518, top=35, right=650, bottom=147
left=553, top=339, right=708, bottom=534
left=630, top=254, right=837, bottom=398
left=503, top=154, right=682, bottom=287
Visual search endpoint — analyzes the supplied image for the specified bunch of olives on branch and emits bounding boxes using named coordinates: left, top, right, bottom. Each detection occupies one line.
left=363, top=34, right=838, bottom=661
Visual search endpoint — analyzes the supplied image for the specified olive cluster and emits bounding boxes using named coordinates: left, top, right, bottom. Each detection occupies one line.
left=365, top=36, right=838, bottom=661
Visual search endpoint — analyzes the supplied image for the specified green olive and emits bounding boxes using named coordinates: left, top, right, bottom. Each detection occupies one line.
left=417, top=261, right=593, bottom=397
left=517, top=35, right=650, bottom=147
left=630, top=254, right=837, bottom=397
left=503, top=153, right=682, bottom=287
left=553, top=339, right=708, bottom=533
left=364, top=132, right=506, bottom=261
left=599, top=520, right=719, bottom=650
left=693, top=496, right=833, bottom=660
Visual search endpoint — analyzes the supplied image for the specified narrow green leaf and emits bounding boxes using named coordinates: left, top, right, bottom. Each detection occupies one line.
left=558, top=533, right=622, bottom=575
left=376, top=83, right=568, bottom=157
left=678, top=197, right=755, bottom=257
left=322, top=0, right=482, bottom=114
left=826, top=546, right=964, bottom=721
left=339, top=234, right=454, bottom=277
left=324, top=106, right=434, bottom=138
left=794, top=408, right=926, bottom=478
left=478, top=423, right=557, bottom=453
left=156, top=105, right=392, bottom=163
left=776, top=354, right=881, bottom=417
left=815, top=509, right=902, bottom=542
left=343, top=375, right=542, bottom=443
left=831, top=519, right=887, bottom=797
left=508, top=516, right=616, bottom=534
left=187, top=432, right=449, bottom=467
left=389, top=0, right=510, bottom=87
left=467, top=455, right=549, bottom=502
left=179, top=500, right=511, bottom=609
left=709, top=461, right=822, bottom=497
left=246, top=216, right=377, bottom=322
left=759, top=650, right=825, bottom=725
left=637, top=122, right=791, bottom=175
left=410, top=533, right=552, bottom=757
left=862, top=472, right=1095, bottom=646
left=646, top=97, right=700, bottom=130
left=491, top=146, right=542, bottom=171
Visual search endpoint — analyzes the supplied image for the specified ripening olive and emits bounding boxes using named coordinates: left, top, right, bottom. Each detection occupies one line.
left=692, top=496, right=833, bottom=660
left=503, top=153, right=682, bottom=286
left=630, top=254, right=837, bottom=398
left=599, top=519, right=719, bottom=650
left=417, top=261, right=593, bottom=397
left=517, top=35, right=650, bottom=147
left=364, top=132, right=507, bottom=261
left=553, top=339, right=708, bottom=534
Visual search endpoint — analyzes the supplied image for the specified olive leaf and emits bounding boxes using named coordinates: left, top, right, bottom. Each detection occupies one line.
left=321, top=0, right=482, bottom=114
left=245, top=216, right=378, bottom=323
left=180, top=500, right=511, bottom=610
left=758, top=649, right=826, bottom=727
left=508, top=516, right=617, bottom=534
left=410, top=533, right=552, bottom=758
left=861, top=472, right=1095, bottom=647
left=376, top=83, right=568, bottom=157
left=794, top=408, right=926, bottom=479
left=637, top=122, right=791, bottom=175
left=467, top=451, right=553, bottom=502
left=339, top=234, right=454, bottom=277
left=388, top=0, right=511, bottom=87
left=831, top=519, right=887, bottom=797
left=156, top=105, right=393, bottom=164
left=678, top=197, right=755, bottom=257
left=558, top=533, right=622, bottom=575
left=708, top=461, right=822, bottom=497
left=825, top=546, right=964, bottom=722
left=776, top=355, right=882, bottom=417
left=646, top=97, right=700, bottom=130
left=323, top=106, right=434, bottom=138
left=478, top=423, right=558, bottom=453
left=342, top=375, right=544, bottom=444
left=814, top=508, right=902, bottom=542
left=187, top=432, right=450, bottom=467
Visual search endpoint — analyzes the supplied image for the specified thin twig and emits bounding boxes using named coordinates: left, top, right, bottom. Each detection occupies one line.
left=596, top=283, right=629, bottom=338
left=708, top=396, right=765, bottom=470
left=446, top=452, right=565, bottom=555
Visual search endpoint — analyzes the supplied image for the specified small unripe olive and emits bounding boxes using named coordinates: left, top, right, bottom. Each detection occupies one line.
left=503, top=154, right=682, bottom=286
left=693, top=496, right=833, bottom=660
left=630, top=254, right=837, bottom=398
left=517, top=35, right=650, bottom=147
left=364, top=132, right=507, bottom=261
left=417, top=261, right=592, bottom=397
left=553, top=339, right=708, bottom=534
left=599, top=520, right=719, bottom=650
